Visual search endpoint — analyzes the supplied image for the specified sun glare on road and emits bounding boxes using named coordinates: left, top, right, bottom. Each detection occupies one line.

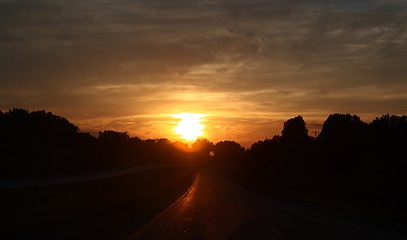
left=173, top=113, right=205, bottom=141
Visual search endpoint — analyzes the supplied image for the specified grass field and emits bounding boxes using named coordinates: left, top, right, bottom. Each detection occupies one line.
left=220, top=168, right=407, bottom=237
left=1, top=166, right=197, bottom=239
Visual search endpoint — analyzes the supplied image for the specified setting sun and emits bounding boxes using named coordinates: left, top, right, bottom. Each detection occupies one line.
left=173, top=113, right=205, bottom=141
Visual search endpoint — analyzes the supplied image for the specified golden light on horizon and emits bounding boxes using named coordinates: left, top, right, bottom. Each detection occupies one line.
left=173, top=113, right=205, bottom=141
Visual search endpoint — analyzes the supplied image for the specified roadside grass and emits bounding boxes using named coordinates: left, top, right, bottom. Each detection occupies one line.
left=220, top=168, right=407, bottom=237
left=1, top=166, right=197, bottom=239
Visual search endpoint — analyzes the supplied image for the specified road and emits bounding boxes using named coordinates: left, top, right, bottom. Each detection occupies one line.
left=132, top=169, right=403, bottom=240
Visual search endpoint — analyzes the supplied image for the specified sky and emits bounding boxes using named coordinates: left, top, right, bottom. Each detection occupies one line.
left=1, top=0, right=406, bottom=147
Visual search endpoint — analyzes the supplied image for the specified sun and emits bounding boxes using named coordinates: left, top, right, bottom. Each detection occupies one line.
left=173, top=113, right=205, bottom=141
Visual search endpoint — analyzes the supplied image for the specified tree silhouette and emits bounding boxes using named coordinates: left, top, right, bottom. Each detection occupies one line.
left=281, top=115, right=309, bottom=144
left=316, top=113, right=368, bottom=175
left=98, top=130, right=129, bottom=142
left=318, top=113, right=366, bottom=145
left=213, top=140, right=244, bottom=166
left=191, top=138, right=213, bottom=163
left=370, top=114, right=407, bottom=157
left=369, top=114, right=407, bottom=194
left=0, top=109, right=89, bottom=179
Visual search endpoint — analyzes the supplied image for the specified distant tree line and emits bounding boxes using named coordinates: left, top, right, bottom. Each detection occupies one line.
left=0, top=109, right=246, bottom=179
left=239, top=114, right=407, bottom=221
left=0, top=109, right=202, bottom=179
left=1, top=108, right=406, bottom=218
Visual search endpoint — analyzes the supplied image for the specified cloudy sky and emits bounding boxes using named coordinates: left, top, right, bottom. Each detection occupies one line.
left=1, top=0, right=406, bottom=146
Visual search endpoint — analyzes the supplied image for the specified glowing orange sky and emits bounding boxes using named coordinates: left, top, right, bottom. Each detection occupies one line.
left=1, top=1, right=406, bottom=147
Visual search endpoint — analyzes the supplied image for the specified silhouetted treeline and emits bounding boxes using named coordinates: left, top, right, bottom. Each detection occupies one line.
left=239, top=114, right=407, bottom=221
left=0, top=109, right=94, bottom=179
left=0, top=109, right=210, bottom=179
left=1, top=108, right=406, bottom=219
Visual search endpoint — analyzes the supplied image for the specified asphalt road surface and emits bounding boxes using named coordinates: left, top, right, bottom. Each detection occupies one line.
left=133, top=169, right=403, bottom=240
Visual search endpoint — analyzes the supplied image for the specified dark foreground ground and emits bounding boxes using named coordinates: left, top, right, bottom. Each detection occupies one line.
left=2, top=167, right=406, bottom=240
left=1, top=166, right=197, bottom=239
left=221, top=168, right=407, bottom=238
left=134, top=169, right=405, bottom=240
